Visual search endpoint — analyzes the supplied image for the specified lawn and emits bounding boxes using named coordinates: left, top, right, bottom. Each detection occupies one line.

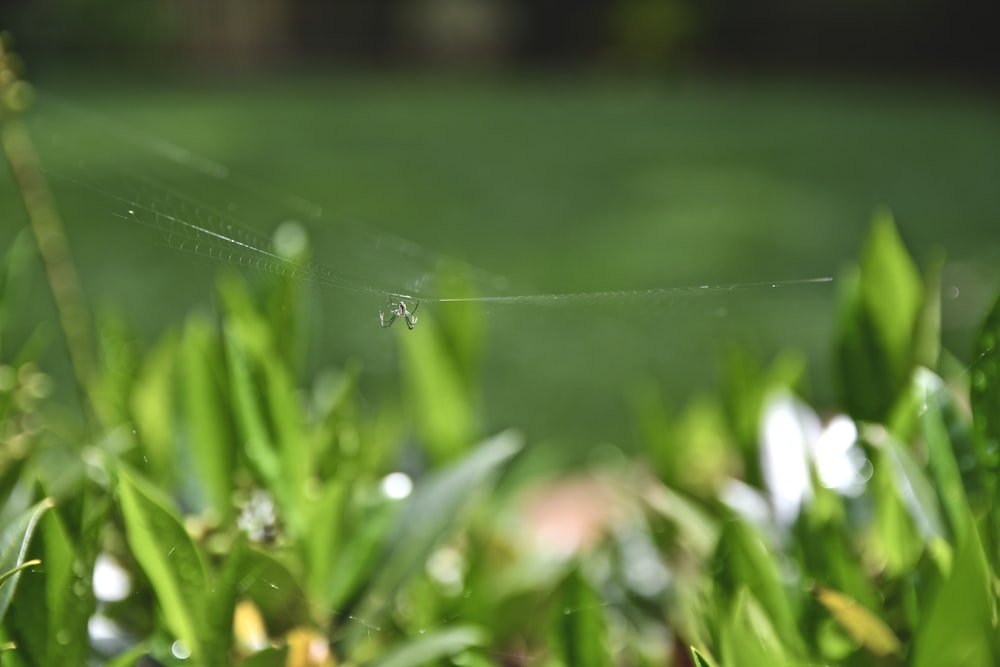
left=4, top=73, right=1000, bottom=444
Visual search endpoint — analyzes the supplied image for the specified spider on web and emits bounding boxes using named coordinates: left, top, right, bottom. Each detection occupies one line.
left=379, top=295, right=420, bottom=330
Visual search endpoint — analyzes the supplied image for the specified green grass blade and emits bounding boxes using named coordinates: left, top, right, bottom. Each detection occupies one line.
left=719, top=590, right=795, bottom=667
left=911, top=514, right=997, bottom=667
left=352, top=431, right=522, bottom=631
left=323, top=498, right=399, bottom=613
left=690, top=646, right=717, bottom=667
left=7, top=508, right=91, bottom=665
left=0, top=498, right=52, bottom=622
left=41, top=509, right=92, bottom=665
left=971, top=290, right=1000, bottom=448
left=117, top=468, right=207, bottom=661
left=369, top=625, right=490, bottom=667
left=130, top=331, right=179, bottom=488
left=915, top=369, right=975, bottom=542
left=550, top=567, right=612, bottom=667
left=0, top=229, right=36, bottom=344
left=305, top=477, right=348, bottom=601
left=221, top=275, right=310, bottom=529
left=399, top=315, right=477, bottom=463
left=712, top=515, right=804, bottom=657
left=970, top=289, right=1000, bottom=556
left=223, top=322, right=284, bottom=484
left=869, top=446, right=925, bottom=575
left=179, top=316, right=235, bottom=517
left=835, top=210, right=923, bottom=421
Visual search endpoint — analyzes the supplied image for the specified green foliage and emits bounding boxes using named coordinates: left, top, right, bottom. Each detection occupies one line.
left=399, top=313, right=480, bottom=463
left=835, top=209, right=927, bottom=422
left=549, top=567, right=612, bottom=667
left=690, top=646, right=715, bottom=667
left=0, top=499, right=51, bottom=623
left=1, top=210, right=999, bottom=667
left=370, top=626, right=490, bottom=667
left=969, top=291, right=1000, bottom=557
left=118, top=467, right=210, bottom=662
left=911, top=511, right=996, bottom=667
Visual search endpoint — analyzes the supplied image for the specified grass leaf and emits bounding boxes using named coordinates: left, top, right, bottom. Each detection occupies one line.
left=131, top=331, right=179, bottom=488
left=117, top=468, right=207, bottom=661
left=175, top=316, right=235, bottom=518
left=40, top=509, right=91, bottom=665
left=7, top=508, right=92, bottom=666
left=712, top=515, right=803, bottom=656
left=550, top=567, right=612, bottom=667
left=399, top=314, right=477, bottom=463
left=0, top=498, right=52, bottom=622
left=351, top=431, right=522, bottom=633
left=835, top=210, right=923, bottom=421
left=690, top=646, right=716, bottom=667
left=971, top=290, right=1000, bottom=448
left=369, top=625, right=490, bottom=667
left=911, top=515, right=997, bottom=667
left=0, top=229, right=36, bottom=342
left=719, top=589, right=795, bottom=667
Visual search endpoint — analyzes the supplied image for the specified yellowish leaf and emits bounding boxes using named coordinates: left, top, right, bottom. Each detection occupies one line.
left=813, top=584, right=902, bottom=657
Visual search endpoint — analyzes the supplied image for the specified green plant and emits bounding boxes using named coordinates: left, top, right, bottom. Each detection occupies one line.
left=0, top=42, right=997, bottom=663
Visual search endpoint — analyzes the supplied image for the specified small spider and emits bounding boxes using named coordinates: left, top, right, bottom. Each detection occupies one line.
left=379, top=296, right=420, bottom=329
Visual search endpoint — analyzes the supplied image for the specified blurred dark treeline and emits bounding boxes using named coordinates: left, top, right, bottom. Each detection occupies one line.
left=3, top=0, right=998, bottom=80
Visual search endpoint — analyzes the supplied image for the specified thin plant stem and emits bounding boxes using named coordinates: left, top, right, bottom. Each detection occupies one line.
left=0, top=38, right=96, bottom=401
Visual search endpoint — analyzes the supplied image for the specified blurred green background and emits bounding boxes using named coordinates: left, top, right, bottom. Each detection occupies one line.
left=1, top=0, right=999, bottom=446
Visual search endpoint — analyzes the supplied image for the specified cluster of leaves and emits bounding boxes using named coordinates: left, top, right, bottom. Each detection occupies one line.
left=621, top=211, right=1000, bottom=667
left=0, top=207, right=998, bottom=667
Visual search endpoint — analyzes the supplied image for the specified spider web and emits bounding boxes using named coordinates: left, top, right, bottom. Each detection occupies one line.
left=33, top=91, right=835, bottom=303
left=25, top=87, right=847, bottom=444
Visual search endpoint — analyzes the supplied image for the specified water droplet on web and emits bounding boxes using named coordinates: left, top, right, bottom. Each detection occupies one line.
left=946, top=285, right=960, bottom=300
left=127, top=209, right=134, bottom=215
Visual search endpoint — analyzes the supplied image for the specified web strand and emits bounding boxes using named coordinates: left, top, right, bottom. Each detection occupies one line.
left=35, top=92, right=836, bottom=316
left=43, top=166, right=390, bottom=298
left=37, top=91, right=510, bottom=295
left=429, top=276, right=834, bottom=305
left=42, top=156, right=835, bottom=310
